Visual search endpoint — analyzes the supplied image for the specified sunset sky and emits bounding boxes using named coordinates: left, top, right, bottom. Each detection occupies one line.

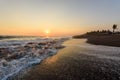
left=0, top=0, right=120, bottom=36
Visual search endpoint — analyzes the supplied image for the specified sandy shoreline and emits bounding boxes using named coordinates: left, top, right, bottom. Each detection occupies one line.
left=73, top=35, right=120, bottom=47
left=87, top=35, right=120, bottom=47
left=11, top=39, right=120, bottom=80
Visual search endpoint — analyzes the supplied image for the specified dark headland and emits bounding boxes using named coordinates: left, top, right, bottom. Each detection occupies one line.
left=73, top=24, right=120, bottom=47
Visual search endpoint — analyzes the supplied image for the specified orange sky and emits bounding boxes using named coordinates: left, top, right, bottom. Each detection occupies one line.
left=0, top=24, right=89, bottom=36
left=0, top=0, right=119, bottom=36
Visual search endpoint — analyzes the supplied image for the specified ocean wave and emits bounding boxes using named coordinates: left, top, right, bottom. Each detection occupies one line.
left=0, top=37, right=68, bottom=80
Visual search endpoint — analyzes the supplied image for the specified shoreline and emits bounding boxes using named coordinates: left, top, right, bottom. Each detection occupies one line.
left=87, top=35, right=120, bottom=47
left=73, top=35, right=120, bottom=47
left=10, top=39, right=120, bottom=80
left=0, top=38, right=68, bottom=80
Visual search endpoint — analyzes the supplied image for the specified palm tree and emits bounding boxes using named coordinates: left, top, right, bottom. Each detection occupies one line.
left=112, top=24, right=117, bottom=34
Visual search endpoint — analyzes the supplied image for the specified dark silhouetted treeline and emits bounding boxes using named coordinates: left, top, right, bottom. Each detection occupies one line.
left=73, top=24, right=120, bottom=39
left=86, top=29, right=120, bottom=35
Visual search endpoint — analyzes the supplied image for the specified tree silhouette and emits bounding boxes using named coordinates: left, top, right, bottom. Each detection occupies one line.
left=112, top=24, right=117, bottom=34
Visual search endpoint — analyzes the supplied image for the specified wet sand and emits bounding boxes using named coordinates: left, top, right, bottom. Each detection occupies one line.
left=87, top=35, right=120, bottom=47
left=13, top=39, right=120, bottom=80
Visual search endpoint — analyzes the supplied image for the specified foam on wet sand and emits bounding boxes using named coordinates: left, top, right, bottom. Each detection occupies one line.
left=0, top=38, right=68, bottom=80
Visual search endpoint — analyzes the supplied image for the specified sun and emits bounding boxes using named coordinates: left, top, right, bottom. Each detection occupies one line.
left=44, top=29, right=50, bottom=37
left=45, top=29, right=50, bottom=34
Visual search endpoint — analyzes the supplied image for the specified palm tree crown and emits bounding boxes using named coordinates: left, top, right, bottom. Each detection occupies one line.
left=112, top=24, right=117, bottom=33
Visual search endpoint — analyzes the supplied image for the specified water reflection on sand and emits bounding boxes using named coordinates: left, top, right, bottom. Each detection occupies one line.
left=13, top=39, right=120, bottom=80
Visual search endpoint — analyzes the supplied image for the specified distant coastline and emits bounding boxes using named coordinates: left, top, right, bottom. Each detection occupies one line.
left=73, top=25, right=120, bottom=47
left=73, top=34, right=120, bottom=47
left=87, top=35, right=120, bottom=47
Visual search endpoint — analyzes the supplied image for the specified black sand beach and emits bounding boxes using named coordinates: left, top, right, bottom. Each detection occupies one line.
left=87, top=35, right=120, bottom=47
left=12, top=39, right=120, bottom=80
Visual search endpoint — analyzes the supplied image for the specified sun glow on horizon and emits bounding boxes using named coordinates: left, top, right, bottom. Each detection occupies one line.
left=0, top=0, right=119, bottom=36
left=45, top=30, right=50, bottom=34
left=44, top=29, right=51, bottom=37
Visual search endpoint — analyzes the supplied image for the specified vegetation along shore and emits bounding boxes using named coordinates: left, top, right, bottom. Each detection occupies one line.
left=73, top=24, right=120, bottom=47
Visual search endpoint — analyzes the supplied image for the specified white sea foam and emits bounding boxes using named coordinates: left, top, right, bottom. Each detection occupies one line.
left=0, top=37, right=68, bottom=80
